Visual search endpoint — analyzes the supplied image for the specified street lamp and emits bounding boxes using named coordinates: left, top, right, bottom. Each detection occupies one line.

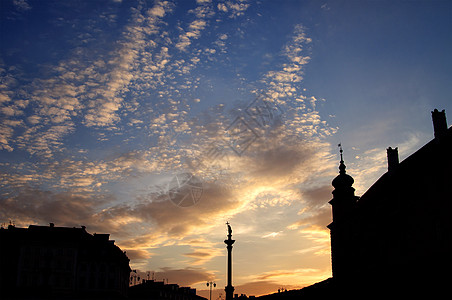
left=206, top=281, right=216, bottom=300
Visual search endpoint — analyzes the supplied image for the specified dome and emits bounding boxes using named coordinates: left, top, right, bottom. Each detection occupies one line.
left=332, top=172, right=354, bottom=188
left=332, top=156, right=354, bottom=188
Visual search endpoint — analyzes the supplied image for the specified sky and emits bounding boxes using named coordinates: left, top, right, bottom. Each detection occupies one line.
left=1, top=0, right=451, bottom=297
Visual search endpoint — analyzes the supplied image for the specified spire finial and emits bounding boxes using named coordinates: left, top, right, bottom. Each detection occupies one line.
left=338, top=143, right=346, bottom=174
left=338, top=143, right=344, bottom=163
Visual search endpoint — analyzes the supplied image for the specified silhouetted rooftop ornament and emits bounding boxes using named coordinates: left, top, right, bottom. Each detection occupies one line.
left=332, top=144, right=354, bottom=189
left=226, top=221, right=232, bottom=237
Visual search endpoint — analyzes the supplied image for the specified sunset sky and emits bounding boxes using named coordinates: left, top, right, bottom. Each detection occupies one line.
left=1, top=0, right=451, bottom=297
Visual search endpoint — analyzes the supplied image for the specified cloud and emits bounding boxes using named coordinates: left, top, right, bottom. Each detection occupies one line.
left=133, top=180, right=240, bottom=238
left=0, top=65, right=23, bottom=151
left=125, top=249, right=153, bottom=260
left=247, top=142, right=317, bottom=180
left=190, top=19, right=207, bottom=31
left=0, top=4, right=341, bottom=293
left=183, top=250, right=219, bottom=265
left=217, top=3, right=228, bottom=12
left=0, top=184, right=153, bottom=239
left=262, top=25, right=312, bottom=106
left=0, top=124, right=15, bottom=152
left=82, top=12, right=147, bottom=127
left=216, top=1, right=250, bottom=18
left=285, top=183, right=334, bottom=239
left=0, top=158, right=243, bottom=255
left=2, top=1, right=180, bottom=158
left=148, top=5, right=166, bottom=18
left=2, top=16, right=331, bottom=214
left=229, top=265, right=331, bottom=296
left=301, top=185, right=333, bottom=210
left=174, top=0, right=218, bottom=51
left=0, top=189, right=101, bottom=228
left=289, top=209, right=331, bottom=233
left=257, top=269, right=318, bottom=281
left=234, top=281, right=297, bottom=297
left=16, top=124, right=75, bottom=157
left=13, top=0, right=32, bottom=12
left=176, top=18, right=208, bottom=51
left=184, top=251, right=211, bottom=258
left=0, top=0, right=254, bottom=158
left=262, top=231, right=283, bottom=238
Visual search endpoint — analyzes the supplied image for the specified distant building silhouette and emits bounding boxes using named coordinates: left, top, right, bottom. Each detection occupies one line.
left=234, top=293, right=255, bottom=300
left=129, top=279, right=207, bottom=300
left=257, top=278, right=335, bottom=300
left=328, top=109, right=451, bottom=297
left=257, top=109, right=452, bottom=299
left=0, top=223, right=131, bottom=299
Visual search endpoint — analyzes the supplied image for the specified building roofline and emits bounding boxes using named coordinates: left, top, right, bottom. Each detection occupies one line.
left=358, top=126, right=451, bottom=203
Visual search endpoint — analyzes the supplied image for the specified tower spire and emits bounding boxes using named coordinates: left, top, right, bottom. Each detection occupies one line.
left=338, top=143, right=346, bottom=175
left=329, top=144, right=358, bottom=282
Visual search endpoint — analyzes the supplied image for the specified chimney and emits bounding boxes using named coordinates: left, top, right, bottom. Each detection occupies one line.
left=431, top=109, right=447, bottom=139
left=387, top=147, right=399, bottom=172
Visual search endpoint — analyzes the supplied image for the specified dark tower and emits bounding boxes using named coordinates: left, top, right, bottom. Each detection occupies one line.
left=327, top=145, right=359, bottom=282
left=224, top=222, right=235, bottom=300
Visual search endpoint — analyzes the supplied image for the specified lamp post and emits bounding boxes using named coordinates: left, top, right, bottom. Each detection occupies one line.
left=207, top=281, right=216, bottom=300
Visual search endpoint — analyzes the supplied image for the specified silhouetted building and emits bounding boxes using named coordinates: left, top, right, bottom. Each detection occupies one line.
left=129, top=279, right=207, bottom=300
left=256, top=278, right=335, bottom=300
left=0, top=223, right=131, bottom=299
left=256, top=109, right=451, bottom=300
left=234, top=293, right=254, bottom=300
left=328, top=109, right=452, bottom=298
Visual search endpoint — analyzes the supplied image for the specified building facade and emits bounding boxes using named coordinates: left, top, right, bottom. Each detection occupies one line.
left=328, top=109, right=452, bottom=297
left=0, top=223, right=131, bottom=299
left=253, top=109, right=451, bottom=300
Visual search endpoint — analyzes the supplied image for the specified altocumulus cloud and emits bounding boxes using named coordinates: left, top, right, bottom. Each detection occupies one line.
left=0, top=0, right=340, bottom=293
